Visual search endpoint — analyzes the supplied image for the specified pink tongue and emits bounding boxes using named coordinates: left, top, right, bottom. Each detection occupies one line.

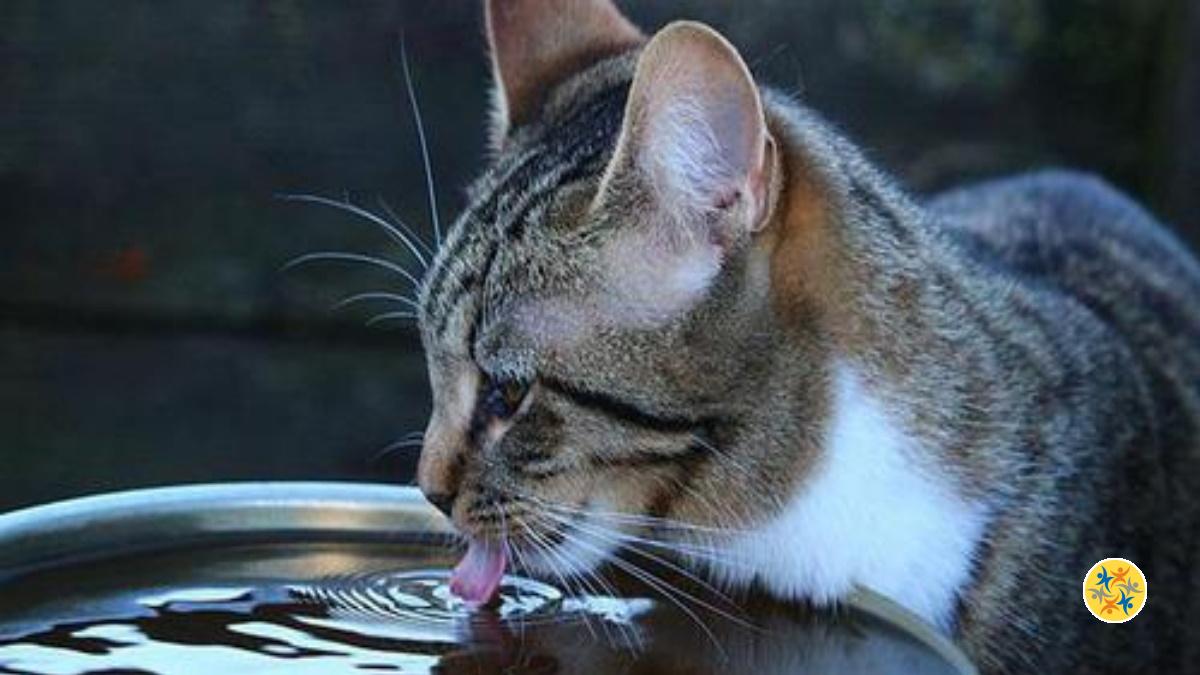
left=449, top=539, right=507, bottom=607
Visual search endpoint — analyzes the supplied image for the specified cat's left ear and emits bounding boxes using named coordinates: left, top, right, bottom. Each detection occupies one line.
left=600, top=21, right=772, bottom=225
left=593, top=21, right=775, bottom=323
left=485, top=0, right=643, bottom=147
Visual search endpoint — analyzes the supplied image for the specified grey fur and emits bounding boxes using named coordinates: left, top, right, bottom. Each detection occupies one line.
left=417, top=31, right=1200, bottom=674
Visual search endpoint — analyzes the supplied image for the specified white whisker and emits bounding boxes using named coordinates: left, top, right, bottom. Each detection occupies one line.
left=513, top=490, right=750, bottom=571
left=277, top=193, right=429, bottom=269
left=547, top=518, right=729, bottom=658
left=517, top=517, right=605, bottom=644
left=282, top=251, right=422, bottom=289
left=530, top=511, right=652, bottom=648
left=560, top=513, right=730, bottom=571
left=539, top=505, right=741, bottom=569
left=333, top=291, right=420, bottom=312
left=527, top=493, right=747, bottom=537
left=521, top=512, right=645, bottom=650
left=376, top=195, right=435, bottom=256
left=365, top=311, right=418, bottom=327
left=496, top=508, right=529, bottom=642
left=399, top=40, right=441, bottom=245
left=565, top=523, right=756, bottom=630
left=537, top=509, right=756, bottom=633
left=370, top=439, right=424, bottom=463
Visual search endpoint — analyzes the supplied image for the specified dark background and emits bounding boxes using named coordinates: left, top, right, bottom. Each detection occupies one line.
left=2, top=1, right=1198, bottom=513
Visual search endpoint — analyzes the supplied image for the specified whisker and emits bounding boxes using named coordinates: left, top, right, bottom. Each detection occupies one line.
left=540, top=508, right=740, bottom=569
left=547, top=519, right=730, bottom=658
left=516, top=518, right=606, bottom=644
left=514, top=491, right=750, bottom=571
left=563, top=514, right=749, bottom=571
left=370, top=439, right=424, bottom=464
left=688, top=435, right=760, bottom=486
left=536, top=509, right=755, bottom=633
left=277, top=193, right=429, bottom=269
left=365, top=311, right=418, bottom=327
left=598, top=514, right=743, bottom=538
left=333, top=291, right=420, bottom=312
left=399, top=39, right=442, bottom=245
left=523, top=512, right=646, bottom=651
left=281, top=251, right=422, bottom=289
left=376, top=195, right=435, bottom=256
left=560, top=515, right=749, bottom=616
left=496, top=508, right=530, bottom=642
left=527, top=494, right=747, bottom=537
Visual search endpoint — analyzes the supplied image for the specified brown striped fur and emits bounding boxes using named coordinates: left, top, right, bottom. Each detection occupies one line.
left=415, top=2, right=1200, bottom=671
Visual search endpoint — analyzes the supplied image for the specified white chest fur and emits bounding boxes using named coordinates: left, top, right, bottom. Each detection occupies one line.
left=707, top=362, right=987, bottom=630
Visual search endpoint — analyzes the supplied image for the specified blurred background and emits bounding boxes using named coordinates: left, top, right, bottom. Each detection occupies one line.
left=2, top=0, right=1197, bottom=513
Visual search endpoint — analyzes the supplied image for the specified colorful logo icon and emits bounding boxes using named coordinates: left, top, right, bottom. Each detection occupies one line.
left=1083, top=557, right=1147, bottom=623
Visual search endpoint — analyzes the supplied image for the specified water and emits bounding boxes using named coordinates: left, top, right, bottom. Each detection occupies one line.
left=0, top=542, right=963, bottom=674
left=294, top=570, right=565, bottom=625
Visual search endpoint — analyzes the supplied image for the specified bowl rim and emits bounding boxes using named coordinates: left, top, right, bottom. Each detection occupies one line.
left=0, top=481, right=455, bottom=581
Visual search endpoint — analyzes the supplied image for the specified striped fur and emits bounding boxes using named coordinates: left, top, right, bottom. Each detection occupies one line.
left=415, top=5, right=1200, bottom=672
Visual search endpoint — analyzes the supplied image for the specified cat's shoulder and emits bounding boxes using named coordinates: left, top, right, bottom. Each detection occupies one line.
left=930, top=169, right=1150, bottom=229
left=928, top=169, right=1182, bottom=252
left=927, top=169, right=1200, bottom=285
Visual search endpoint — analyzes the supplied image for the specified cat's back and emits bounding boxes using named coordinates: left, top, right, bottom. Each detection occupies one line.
left=927, top=170, right=1200, bottom=671
left=927, top=170, right=1200, bottom=400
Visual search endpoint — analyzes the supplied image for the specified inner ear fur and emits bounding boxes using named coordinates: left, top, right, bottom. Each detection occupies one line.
left=576, top=22, right=777, bottom=331
left=597, top=20, right=772, bottom=231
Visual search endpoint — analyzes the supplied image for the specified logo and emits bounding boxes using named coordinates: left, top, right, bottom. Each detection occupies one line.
left=1083, top=557, right=1147, bottom=623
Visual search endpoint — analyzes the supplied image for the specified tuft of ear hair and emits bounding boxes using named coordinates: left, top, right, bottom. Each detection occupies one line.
left=484, top=0, right=643, bottom=146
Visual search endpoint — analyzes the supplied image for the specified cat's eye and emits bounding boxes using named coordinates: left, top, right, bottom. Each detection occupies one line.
left=481, top=376, right=530, bottom=420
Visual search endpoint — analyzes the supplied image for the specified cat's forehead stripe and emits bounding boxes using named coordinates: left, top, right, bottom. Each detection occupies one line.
left=423, top=83, right=631, bottom=340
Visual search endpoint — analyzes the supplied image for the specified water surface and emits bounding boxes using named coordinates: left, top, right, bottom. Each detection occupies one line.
left=0, top=542, right=961, bottom=674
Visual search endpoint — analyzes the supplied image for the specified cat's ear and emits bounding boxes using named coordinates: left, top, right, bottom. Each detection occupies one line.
left=600, top=21, right=771, bottom=227
left=485, top=0, right=643, bottom=145
left=593, top=21, right=774, bottom=323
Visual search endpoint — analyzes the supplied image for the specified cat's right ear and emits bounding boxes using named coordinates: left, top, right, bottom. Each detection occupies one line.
left=484, top=0, right=643, bottom=148
left=587, top=21, right=775, bottom=326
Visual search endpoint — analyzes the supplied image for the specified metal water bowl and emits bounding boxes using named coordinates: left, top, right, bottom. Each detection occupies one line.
left=0, top=482, right=976, bottom=674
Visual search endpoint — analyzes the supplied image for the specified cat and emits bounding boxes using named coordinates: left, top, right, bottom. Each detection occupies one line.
left=412, top=1, right=1200, bottom=672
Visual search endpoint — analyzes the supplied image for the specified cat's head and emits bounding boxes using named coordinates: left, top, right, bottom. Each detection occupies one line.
left=416, top=0, right=821, bottom=573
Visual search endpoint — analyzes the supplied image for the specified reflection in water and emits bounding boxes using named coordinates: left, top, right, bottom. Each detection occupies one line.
left=0, top=547, right=963, bottom=674
left=293, top=569, right=567, bottom=627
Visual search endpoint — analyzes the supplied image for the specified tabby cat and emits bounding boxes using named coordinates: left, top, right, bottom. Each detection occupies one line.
left=413, top=1, right=1200, bottom=671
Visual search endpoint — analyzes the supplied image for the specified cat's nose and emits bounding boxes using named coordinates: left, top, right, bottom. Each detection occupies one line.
left=417, top=411, right=466, bottom=521
left=423, top=490, right=457, bottom=519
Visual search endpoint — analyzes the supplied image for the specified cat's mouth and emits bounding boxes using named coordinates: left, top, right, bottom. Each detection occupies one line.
left=450, top=503, right=622, bottom=607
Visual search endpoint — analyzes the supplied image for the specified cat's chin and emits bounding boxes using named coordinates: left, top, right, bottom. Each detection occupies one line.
left=511, top=509, right=623, bottom=582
